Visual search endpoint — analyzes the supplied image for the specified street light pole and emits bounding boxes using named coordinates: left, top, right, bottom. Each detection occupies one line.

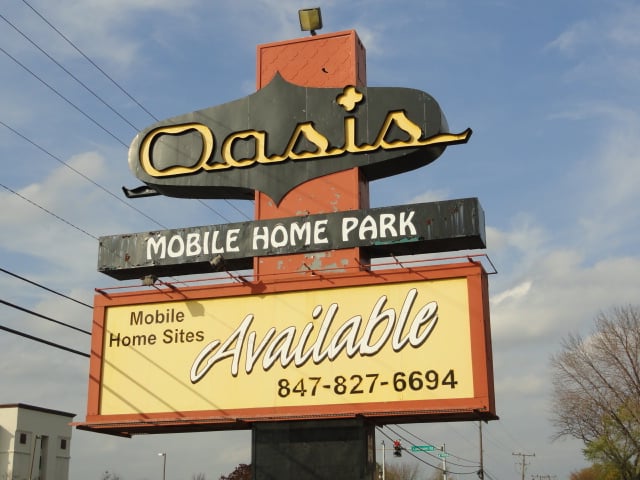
left=158, top=452, right=166, bottom=480
left=381, top=441, right=385, bottom=480
left=441, top=444, right=448, bottom=480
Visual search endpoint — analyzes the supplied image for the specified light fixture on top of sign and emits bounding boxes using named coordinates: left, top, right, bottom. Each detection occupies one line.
left=298, top=7, right=322, bottom=36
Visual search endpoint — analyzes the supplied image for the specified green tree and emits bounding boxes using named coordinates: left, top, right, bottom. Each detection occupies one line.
left=550, top=305, right=640, bottom=480
left=569, top=466, right=600, bottom=480
left=570, top=464, right=618, bottom=480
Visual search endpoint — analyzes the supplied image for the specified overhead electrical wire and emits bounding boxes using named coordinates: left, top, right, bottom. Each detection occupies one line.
left=20, top=0, right=160, bottom=122
left=0, top=0, right=255, bottom=357
left=0, top=9, right=251, bottom=232
left=0, top=11, right=502, bottom=480
left=378, top=426, right=444, bottom=472
left=0, top=298, right=91, bottom=335
left=378, top=425, right=482, bottom=475
left=384, top=423, right=503, bottom=480
left=18, top=0, right=253, bottom=222
left=0, top=324, right=89, bottom=358
left=0, top=182, right=98, bottom=240
left=0, top=119, right=169, bottom=230
left=483, top=469, right=501, bottom=480
left=0, top=267, right=92, bottom=309
left=392, top=423, right=481, bottom=467
left=0, top=44, right=129, bottom=147
left=0, top=11, right=140, bottom=131
left=444, top=421, right=520, bottom=480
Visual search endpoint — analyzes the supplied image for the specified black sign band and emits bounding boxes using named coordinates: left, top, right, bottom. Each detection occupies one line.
left=98, top=198, right=485, bottom=280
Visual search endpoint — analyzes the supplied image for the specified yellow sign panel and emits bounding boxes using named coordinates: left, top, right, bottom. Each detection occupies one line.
left=99, top=277, right=474, bottom=415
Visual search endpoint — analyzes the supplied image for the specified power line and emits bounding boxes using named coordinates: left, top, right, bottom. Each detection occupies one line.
left=0, top=323, right=89, bottom=358
left=0, top=11, right=140, bottom=131
left=0, top=298, right=91, bottom=335
left=19, top=0, right=254, bottom=224
left=490, top=420, right=529, bottom=454
left=198, top=200, right=232, bottom=223
left=380, top=425, right=481, bottom=475
left=0, top=43, right=246, bottom=227
left=0, top=182, right=98, bottom=240
left=0, top=267, right=92, bottom=309
left=221, top=198, right=252, bottom=221
left=512, top=452, right=535, bottom=480
left=20, top=0, right=160, bottom=122
left=392, top=423, right=480, bottom=467
left=483, top=469, right=502, bottom=480
left=0, top=119, right=168, bottom=230
left=0, top=44, right=129, bottom=147
left=378, top=426, right=443, bottom=472
left=9, top=0, right=252, bottom=249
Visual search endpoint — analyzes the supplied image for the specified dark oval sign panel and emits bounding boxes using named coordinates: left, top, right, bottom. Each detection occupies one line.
left=127, top=74, right=471, bottom=204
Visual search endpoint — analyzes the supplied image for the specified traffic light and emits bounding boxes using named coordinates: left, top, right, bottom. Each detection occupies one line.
left=393, top=440, right=402, bottom=457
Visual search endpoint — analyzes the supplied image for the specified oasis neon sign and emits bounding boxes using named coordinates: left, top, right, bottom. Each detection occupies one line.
left=126, top=75, right=471, bottom=204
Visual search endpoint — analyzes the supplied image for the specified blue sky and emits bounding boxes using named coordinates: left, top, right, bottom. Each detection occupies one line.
left=1, top=0, right=640, bottom=479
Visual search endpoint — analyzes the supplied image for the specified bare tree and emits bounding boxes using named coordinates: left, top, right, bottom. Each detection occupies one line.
left=550, top=305, right=640, bottom=480
left=376, top=462, right=424, bottom=480
left=101, top=471, right=121, bottom=480
left=219, top=463, right=251, bottom=480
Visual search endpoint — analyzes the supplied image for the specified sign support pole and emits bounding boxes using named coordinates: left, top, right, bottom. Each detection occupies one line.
left=253, top=30, right=370, bottom=280
left=251, top=30, right=375, bottom=480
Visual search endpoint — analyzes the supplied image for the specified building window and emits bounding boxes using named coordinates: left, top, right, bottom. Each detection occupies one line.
left=19, top=433, right=27, bottom=444
left=60, top=438, right=67, bottom=450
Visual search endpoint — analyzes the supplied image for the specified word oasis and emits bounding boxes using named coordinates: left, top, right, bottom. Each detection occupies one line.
left=126, top=75, right=471, bottom=204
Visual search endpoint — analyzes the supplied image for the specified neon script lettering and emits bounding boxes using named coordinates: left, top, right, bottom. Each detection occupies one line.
left=139, top=86, right=470, bottom=178
left=190, top=288, right=438, bottom=383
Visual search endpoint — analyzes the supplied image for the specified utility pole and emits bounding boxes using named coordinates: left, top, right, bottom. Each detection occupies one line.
left=512, top=452, right=535, bottom=480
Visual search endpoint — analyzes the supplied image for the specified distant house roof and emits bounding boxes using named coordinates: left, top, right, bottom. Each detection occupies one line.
left=0, top=403, right=76, bottom=418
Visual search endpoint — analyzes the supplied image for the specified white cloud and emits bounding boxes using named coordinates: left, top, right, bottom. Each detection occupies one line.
left=547, top=4, right=640, bottom=55
left=2, top=2, right=640, bottom=480
left=491, top=280, right=531, bottom=306
left=0, top=151, right=138, bottom=279
left=409, top=189, right=450, bottom=204
left=546, top=4, right=640, bottom=85
left=546, top=20, right=591, bottom=55
left=607, top=5, right=640, bottom=47
left=496, top=372, right=546, bottom=396
left=14, top=0, right=199, bottom=69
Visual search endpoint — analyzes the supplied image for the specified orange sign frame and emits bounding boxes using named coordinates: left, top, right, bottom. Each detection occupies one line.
left=77, top=261, right=495, bottom=437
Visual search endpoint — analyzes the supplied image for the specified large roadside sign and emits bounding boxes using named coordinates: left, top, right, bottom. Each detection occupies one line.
left=77, top=261, right=495, bottom=436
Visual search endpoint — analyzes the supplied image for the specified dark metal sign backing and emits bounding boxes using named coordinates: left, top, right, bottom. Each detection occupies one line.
left=126, top=74, right=471, bottom=204
left=98, top=198, right=485, bottom=280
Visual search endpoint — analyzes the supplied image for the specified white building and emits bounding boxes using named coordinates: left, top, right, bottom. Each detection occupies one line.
left=0, top=404, right=74, bottom=480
